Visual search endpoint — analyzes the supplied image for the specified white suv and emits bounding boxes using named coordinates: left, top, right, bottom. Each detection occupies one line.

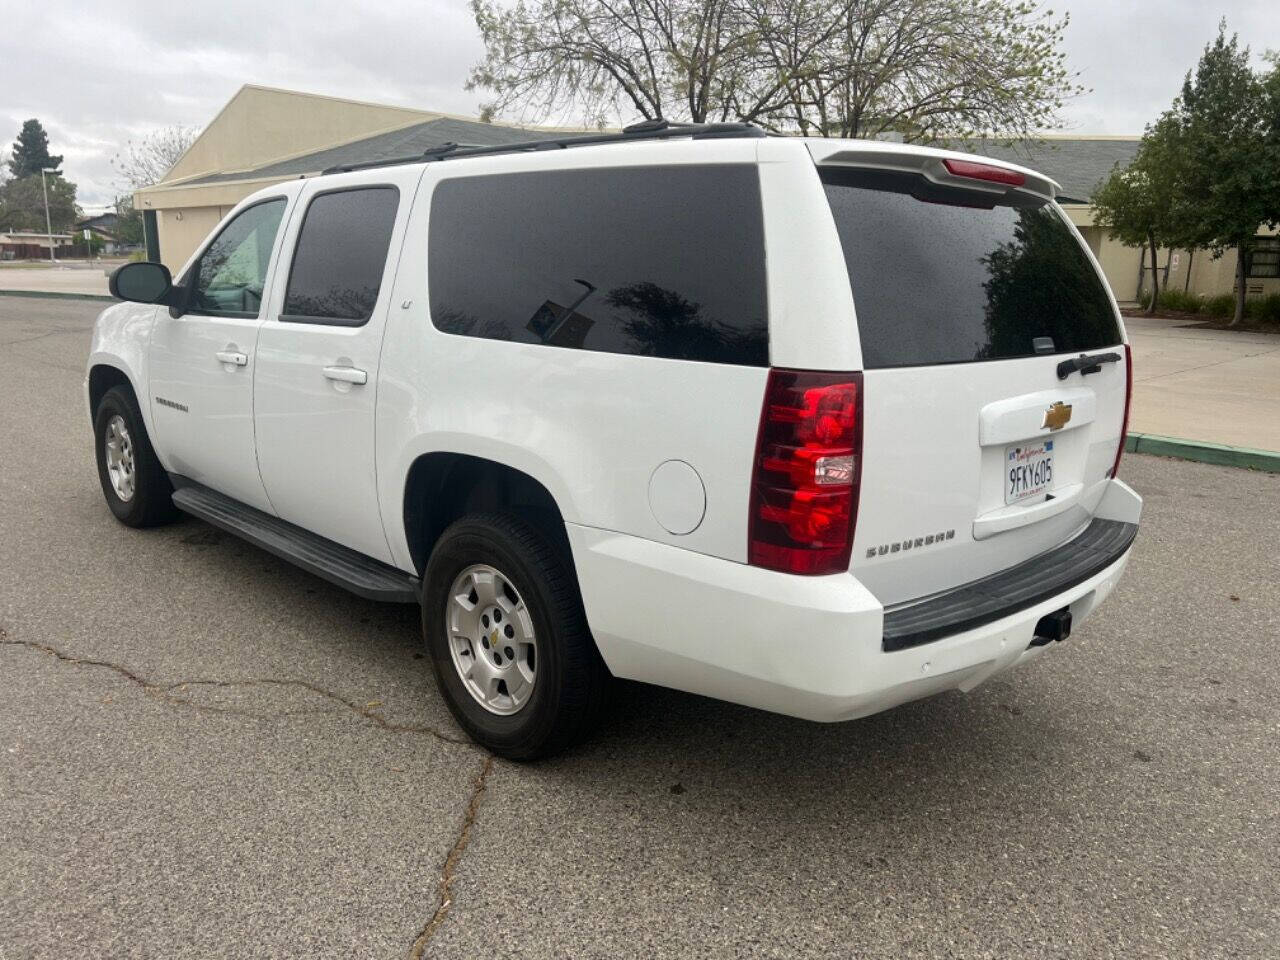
left=88, top=122, right=1141, bottom=758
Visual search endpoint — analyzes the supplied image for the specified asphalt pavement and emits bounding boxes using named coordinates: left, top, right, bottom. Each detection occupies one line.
left=2, top=296, right=1277, bottom=959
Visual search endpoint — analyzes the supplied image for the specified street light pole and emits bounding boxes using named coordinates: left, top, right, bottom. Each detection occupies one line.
left=40, top=167, right=56, bottom=264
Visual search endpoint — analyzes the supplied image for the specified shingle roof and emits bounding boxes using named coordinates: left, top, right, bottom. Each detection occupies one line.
left=186, top=118, right=1140, bottom=206
left=185, top=116, right=555, bottom=186
left=960, top=138, right=1141, bottom=204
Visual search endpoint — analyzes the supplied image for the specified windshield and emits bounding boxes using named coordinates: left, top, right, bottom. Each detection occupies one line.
left=821, top=166, right=1122, bottom=369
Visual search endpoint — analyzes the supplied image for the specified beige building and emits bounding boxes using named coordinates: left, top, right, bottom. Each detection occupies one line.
left=134, top=85, right=556, bottom=271
left=138, top=86, right=1279, bottom=304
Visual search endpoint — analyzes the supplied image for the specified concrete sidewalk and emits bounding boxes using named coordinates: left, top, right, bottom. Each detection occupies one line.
left=1125, top=315, right=1280, bottom=453
left=0, top=264, right=112, bottom=297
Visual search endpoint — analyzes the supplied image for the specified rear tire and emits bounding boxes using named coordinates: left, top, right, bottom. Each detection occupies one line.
left=423, top=512, right=609, bottom=759
left=93, top=385, right=178, bottom=528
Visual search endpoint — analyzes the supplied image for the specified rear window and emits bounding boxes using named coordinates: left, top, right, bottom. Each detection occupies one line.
left=821, top=167, right=1121, bottom=368
left=428, top=165, right=768, bottom=366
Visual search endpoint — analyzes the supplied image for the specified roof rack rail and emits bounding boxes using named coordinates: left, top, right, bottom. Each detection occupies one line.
left=321, top=120, right=765, bottom=175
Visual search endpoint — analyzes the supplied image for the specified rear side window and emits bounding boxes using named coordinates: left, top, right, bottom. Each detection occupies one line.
left=282, top=186, right=399, bottom=325
left=821, top=167, right=1121, bottom=368
left=428, top=165, right=768, bottom=366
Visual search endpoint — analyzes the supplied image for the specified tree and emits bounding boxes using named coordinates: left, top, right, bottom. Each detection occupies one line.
left=7, top=119, right=62, bottom=179
left=468, top=0, right=1082, bottom=140
left=744, top=0, right=1081, bottom=140
left=114, top=196, right=145, bottom=246
left=1261, top=52, right=1280, bottom=229
left=111, top=124, right=200, bottom=188
left=1092, top=114, right=1184, bottom=314
left=0, top=173, right=79, bottom=233
left=1168, top=25, right=1278, bottom=325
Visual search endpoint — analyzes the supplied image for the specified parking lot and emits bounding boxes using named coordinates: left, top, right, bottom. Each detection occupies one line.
left=2, top=296, right=1278, bottom=959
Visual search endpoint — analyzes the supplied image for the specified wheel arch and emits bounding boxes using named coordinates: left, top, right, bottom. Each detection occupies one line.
left=87, top=362, right=136, bottom=423
left=401, top=451, right=575, bottom=577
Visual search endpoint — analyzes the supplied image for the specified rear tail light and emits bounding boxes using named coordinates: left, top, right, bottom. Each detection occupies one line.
left=1110, top=344, right=1133, bottom=478
left=749, top=369, right=863, bottom=575
left=942, top=158, right=1026, bottom=187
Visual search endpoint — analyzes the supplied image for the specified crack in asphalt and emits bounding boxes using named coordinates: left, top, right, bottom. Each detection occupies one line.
left=3, top=626, right=500, bottom=955
left=0, top=326, right=87, bottom=347
left=408, top=754, right=495, bottom=959
left=0, top=631, right=471, bottom=744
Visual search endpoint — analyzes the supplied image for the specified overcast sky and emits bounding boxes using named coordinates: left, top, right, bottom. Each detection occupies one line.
left=1, top=0, right=1276, bottom=211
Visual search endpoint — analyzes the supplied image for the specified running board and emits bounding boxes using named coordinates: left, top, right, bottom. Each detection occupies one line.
left=170, top=481, right=419, bottom=603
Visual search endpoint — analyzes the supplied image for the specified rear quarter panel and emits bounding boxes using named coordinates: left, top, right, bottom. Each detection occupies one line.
left=376, top=141, right=772, bottom=571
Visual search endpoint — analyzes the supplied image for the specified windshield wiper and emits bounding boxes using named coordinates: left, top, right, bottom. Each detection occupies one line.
left=1057, top=351, right=1123, bottom=380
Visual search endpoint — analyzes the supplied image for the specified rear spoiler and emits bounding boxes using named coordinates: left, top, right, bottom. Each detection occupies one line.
left=805, top=141, right=1058, bottom=203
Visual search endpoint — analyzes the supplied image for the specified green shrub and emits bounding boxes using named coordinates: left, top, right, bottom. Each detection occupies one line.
left=1157, top=289, right=1202, bottom=313
left=1245, top=293, right=1280, bottom=325
left=1200, top=294, right=1235, bottom=318
left=1122, top=288, right=1278, bottom=324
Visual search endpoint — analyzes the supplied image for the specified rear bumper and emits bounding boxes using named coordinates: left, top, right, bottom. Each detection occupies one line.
left=883, top=517, right=1137, bottom=651
left=567, top=479, right=1141, bottom=723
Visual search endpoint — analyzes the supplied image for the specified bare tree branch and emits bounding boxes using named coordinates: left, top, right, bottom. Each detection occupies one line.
left=469, top=0, right=1082, bottom=141
left=111, top=125, right=201, bottom=189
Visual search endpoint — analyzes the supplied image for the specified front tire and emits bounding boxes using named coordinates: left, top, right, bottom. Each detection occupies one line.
left=423, top=512, right=608, bottom=759
left=93, top=385, right=178, bottom=527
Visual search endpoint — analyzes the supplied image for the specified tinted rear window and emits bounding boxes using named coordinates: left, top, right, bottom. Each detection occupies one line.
left=283, top=186, right=399, bottom=325
left=822, top=167, right=1121, bottom=368
left=428, top=165, right=768, bottom=366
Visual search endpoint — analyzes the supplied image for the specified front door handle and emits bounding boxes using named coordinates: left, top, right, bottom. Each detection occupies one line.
left=322, top=365, right=367, bottom=385
left=215, top=350, right=248, bottom=366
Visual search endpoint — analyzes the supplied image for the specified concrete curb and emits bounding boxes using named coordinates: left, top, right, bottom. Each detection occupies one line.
left=0, top=289, right=113, bottom=303
left=1126, top=433, right=1280, bottom=473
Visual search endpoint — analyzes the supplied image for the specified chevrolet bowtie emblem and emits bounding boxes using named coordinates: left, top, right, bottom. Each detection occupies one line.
left=1042, top=401, right=1073, bottom=431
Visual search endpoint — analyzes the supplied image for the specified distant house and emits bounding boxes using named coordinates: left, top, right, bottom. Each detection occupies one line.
left=76, top=212, right=129, bottom=255
left=0, top=231, right=74, bottom=260
left=135, top=84, right=1277, bottom=304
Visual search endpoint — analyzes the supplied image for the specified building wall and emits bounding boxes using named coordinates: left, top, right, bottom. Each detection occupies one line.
left=1067, top=209, right=1146, bottom=305
left=157, top=206, right=231, bottom=272
left=1173, top=240, right=1280, bottom=301
left=1096, top=232, right=1146, bottom=304
left=1065, top=204, right=1280, bottom=304
left=165, top=85, right=436, bottom=184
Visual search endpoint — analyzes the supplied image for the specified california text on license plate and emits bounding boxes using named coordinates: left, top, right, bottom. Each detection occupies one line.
left=1005, top=440, right=1054, bottom=505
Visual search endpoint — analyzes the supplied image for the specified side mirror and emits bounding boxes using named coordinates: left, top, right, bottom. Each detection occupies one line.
left=109, top=261, right=174, bottom=305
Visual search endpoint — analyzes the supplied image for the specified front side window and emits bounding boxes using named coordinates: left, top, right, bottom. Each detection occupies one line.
left=190, top=199, right=286, bottom=317
left=282, top=187, right=400, bottom=325
left=428, top=166, right=768, bottom=366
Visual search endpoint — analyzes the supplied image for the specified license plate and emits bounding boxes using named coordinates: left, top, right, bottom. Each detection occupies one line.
left=1005, top=440, right=1054, bottom=505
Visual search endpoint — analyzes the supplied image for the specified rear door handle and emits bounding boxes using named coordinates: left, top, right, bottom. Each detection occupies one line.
left=322, top=365, right=368, bottom=385
left=215, top=350, right=248, bottom=366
